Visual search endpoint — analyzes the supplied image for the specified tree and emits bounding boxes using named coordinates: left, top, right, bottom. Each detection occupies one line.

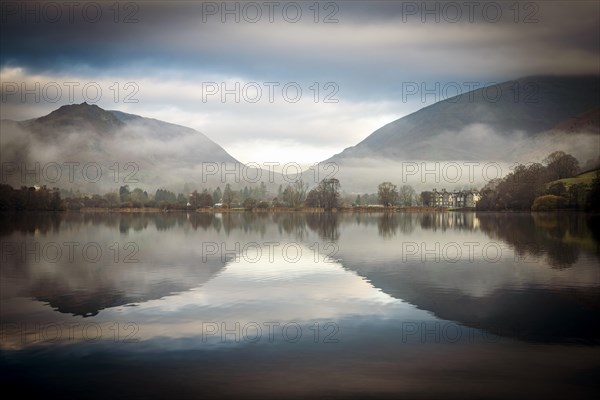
left=547, top=181, right=567, bottom=197
left=155, top=189, right=176, bottom=203
left=282, top=179, right=308, bottom=208
left=243, top=197, right=256, bottom=211
left=189, top=190, right=200, bottom=208
left=222, top=184, right=235, bottom=208
left=104, top=192, right=120, bottom=208
left=420, top=191, right=433, bottom=207
left=494, top=162, right=548, bottom=210
left=377, top=182, right=398, bottom=206
left=305, top=188, right=320, bottom=208
left=568, top=183, right=588, bottom=210
left=119, top=185, right=131, bottom=202
left=271, top=197, right=282, bottom=207
left=256, top=201, right=269, bottom=209
left=48, top=188, right=62, bottom=210
left=305, top=179, right=341, bottom=211
left=213, top=187, right=222, bottom=203
left=130, top=188, right=148, bottom=207
left=585, top=171, right=600, bottom=211
left=543, top=151, right=579, bottom=180
left=398, top=185, right=416, bottom=207
left=198, top=189, right=213, bottom=207
left=259, top=181, right=267, bottom=200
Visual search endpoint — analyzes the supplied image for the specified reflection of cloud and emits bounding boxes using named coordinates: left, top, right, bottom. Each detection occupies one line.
left=0, top=242, right=421, bottom=350
left=2, top=212, right=599, bottom=349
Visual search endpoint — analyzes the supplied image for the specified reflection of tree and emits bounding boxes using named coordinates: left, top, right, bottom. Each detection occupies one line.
left=212, top=216, right=222, bottom=233
left=588, top=215, right=600, bottom=256
left=374, top=213, right=418, bottom=238
left=477, top=213, right=599, bottom=268
left=377, top=213, right=398, bottom=238
left=398, top=214, right=416, bottom=234
left=241, top=212, right=268, bottom=237
left=305, top=213, right=339, bottom=241
left=272, top=213, right=307, bottom=240
left=153, top=214, right=178, bottom=232
left=0, top=212, right=62, bottom=236
left=221, top=213, right=235, bottom=236
left=419, top=213, right=435, bottom=231
left=211, top=213, right=267, bottom=237
left=189, top=213, right=214, bottom=230
left=119, top=214, right=148, bottom=233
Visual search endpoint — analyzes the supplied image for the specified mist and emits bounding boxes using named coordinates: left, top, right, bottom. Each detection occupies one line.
left=325, top=124, right=599, bottom=193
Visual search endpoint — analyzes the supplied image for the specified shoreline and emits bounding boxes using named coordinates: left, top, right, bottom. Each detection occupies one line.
left=75, top=206, right=454, bottom=213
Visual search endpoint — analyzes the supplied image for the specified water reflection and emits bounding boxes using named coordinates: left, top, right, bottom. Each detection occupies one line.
left=477, top=212, right=599, bottom=268
left=1, top=211, right=599, bottom=346
left=2, top=211, right=600, bottom=399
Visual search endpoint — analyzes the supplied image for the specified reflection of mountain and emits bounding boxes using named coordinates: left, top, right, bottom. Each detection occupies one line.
left=33, top=279, right=201, bottom=317
left=4, top=211, right=599, bottom=336
left=1, top=213, right=230, bottom=317
left=31, top=260, right=226, bottom=317
left=339, top=212, right=600, bottom=343
left=343, top=261, right=600, bottom=343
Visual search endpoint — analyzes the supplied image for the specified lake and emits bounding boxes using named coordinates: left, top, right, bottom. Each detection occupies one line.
left=1, top=211, right=599, bottom=399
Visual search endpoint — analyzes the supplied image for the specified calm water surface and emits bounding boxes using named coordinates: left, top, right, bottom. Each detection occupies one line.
left=1, top=212, right=599, bottom=399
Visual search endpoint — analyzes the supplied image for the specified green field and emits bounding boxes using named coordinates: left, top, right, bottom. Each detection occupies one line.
left=550, top=169, right=599, bottom=188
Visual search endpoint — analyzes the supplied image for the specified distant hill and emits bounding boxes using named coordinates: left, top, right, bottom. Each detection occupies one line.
left=327, top=76, right=600, bottom=162
left=318, top=75, right=600, bottom=192
left=0, top=103, right=242, bottom=192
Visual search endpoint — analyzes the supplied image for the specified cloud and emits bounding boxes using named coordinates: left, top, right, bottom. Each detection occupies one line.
left=1, top=1, right=598, bottom=169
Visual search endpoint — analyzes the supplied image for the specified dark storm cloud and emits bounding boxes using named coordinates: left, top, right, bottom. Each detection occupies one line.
left=1, top=1, right=598, bottom=99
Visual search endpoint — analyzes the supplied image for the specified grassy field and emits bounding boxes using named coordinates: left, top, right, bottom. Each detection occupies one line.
left=550, top=169, right=599, bottom=188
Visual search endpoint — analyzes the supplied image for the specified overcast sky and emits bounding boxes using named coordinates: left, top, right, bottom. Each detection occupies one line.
left=1, top=1, right=598, bottom=165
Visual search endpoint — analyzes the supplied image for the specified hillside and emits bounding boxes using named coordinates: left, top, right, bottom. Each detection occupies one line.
left=0, top=103, right=241, bottom=192
left=317, top=75, right=600, bottom=192
left=327, top=75, right=599, bottom=162
left=550, top=169, right=599, bottom=188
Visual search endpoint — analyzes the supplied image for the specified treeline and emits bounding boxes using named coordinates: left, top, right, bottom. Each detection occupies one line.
left=0, top=185, right=63, bottom=211
left=57, top=182, right=273, bottom=210
left=0, top=178, right=343, bottom=212
left=476, top=151, right=600, bottom=211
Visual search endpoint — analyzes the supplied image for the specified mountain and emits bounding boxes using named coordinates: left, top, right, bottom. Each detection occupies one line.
left=23, top=102, right=125, bottom=136
left=319, top=75, right=600, bottom=192
left=328, top=76, right=600, bottom=162
left=1, top=103, right=242, bottom=192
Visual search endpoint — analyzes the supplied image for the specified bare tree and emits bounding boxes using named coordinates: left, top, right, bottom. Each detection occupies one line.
left=398, top=185, right=416, bottom=206
left=377, top=182, right=398, bottom=206
left=283, top=179, right=308, bottom=208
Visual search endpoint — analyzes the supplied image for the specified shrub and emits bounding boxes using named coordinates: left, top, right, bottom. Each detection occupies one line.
left=531, top=195, right=567, bottom=211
